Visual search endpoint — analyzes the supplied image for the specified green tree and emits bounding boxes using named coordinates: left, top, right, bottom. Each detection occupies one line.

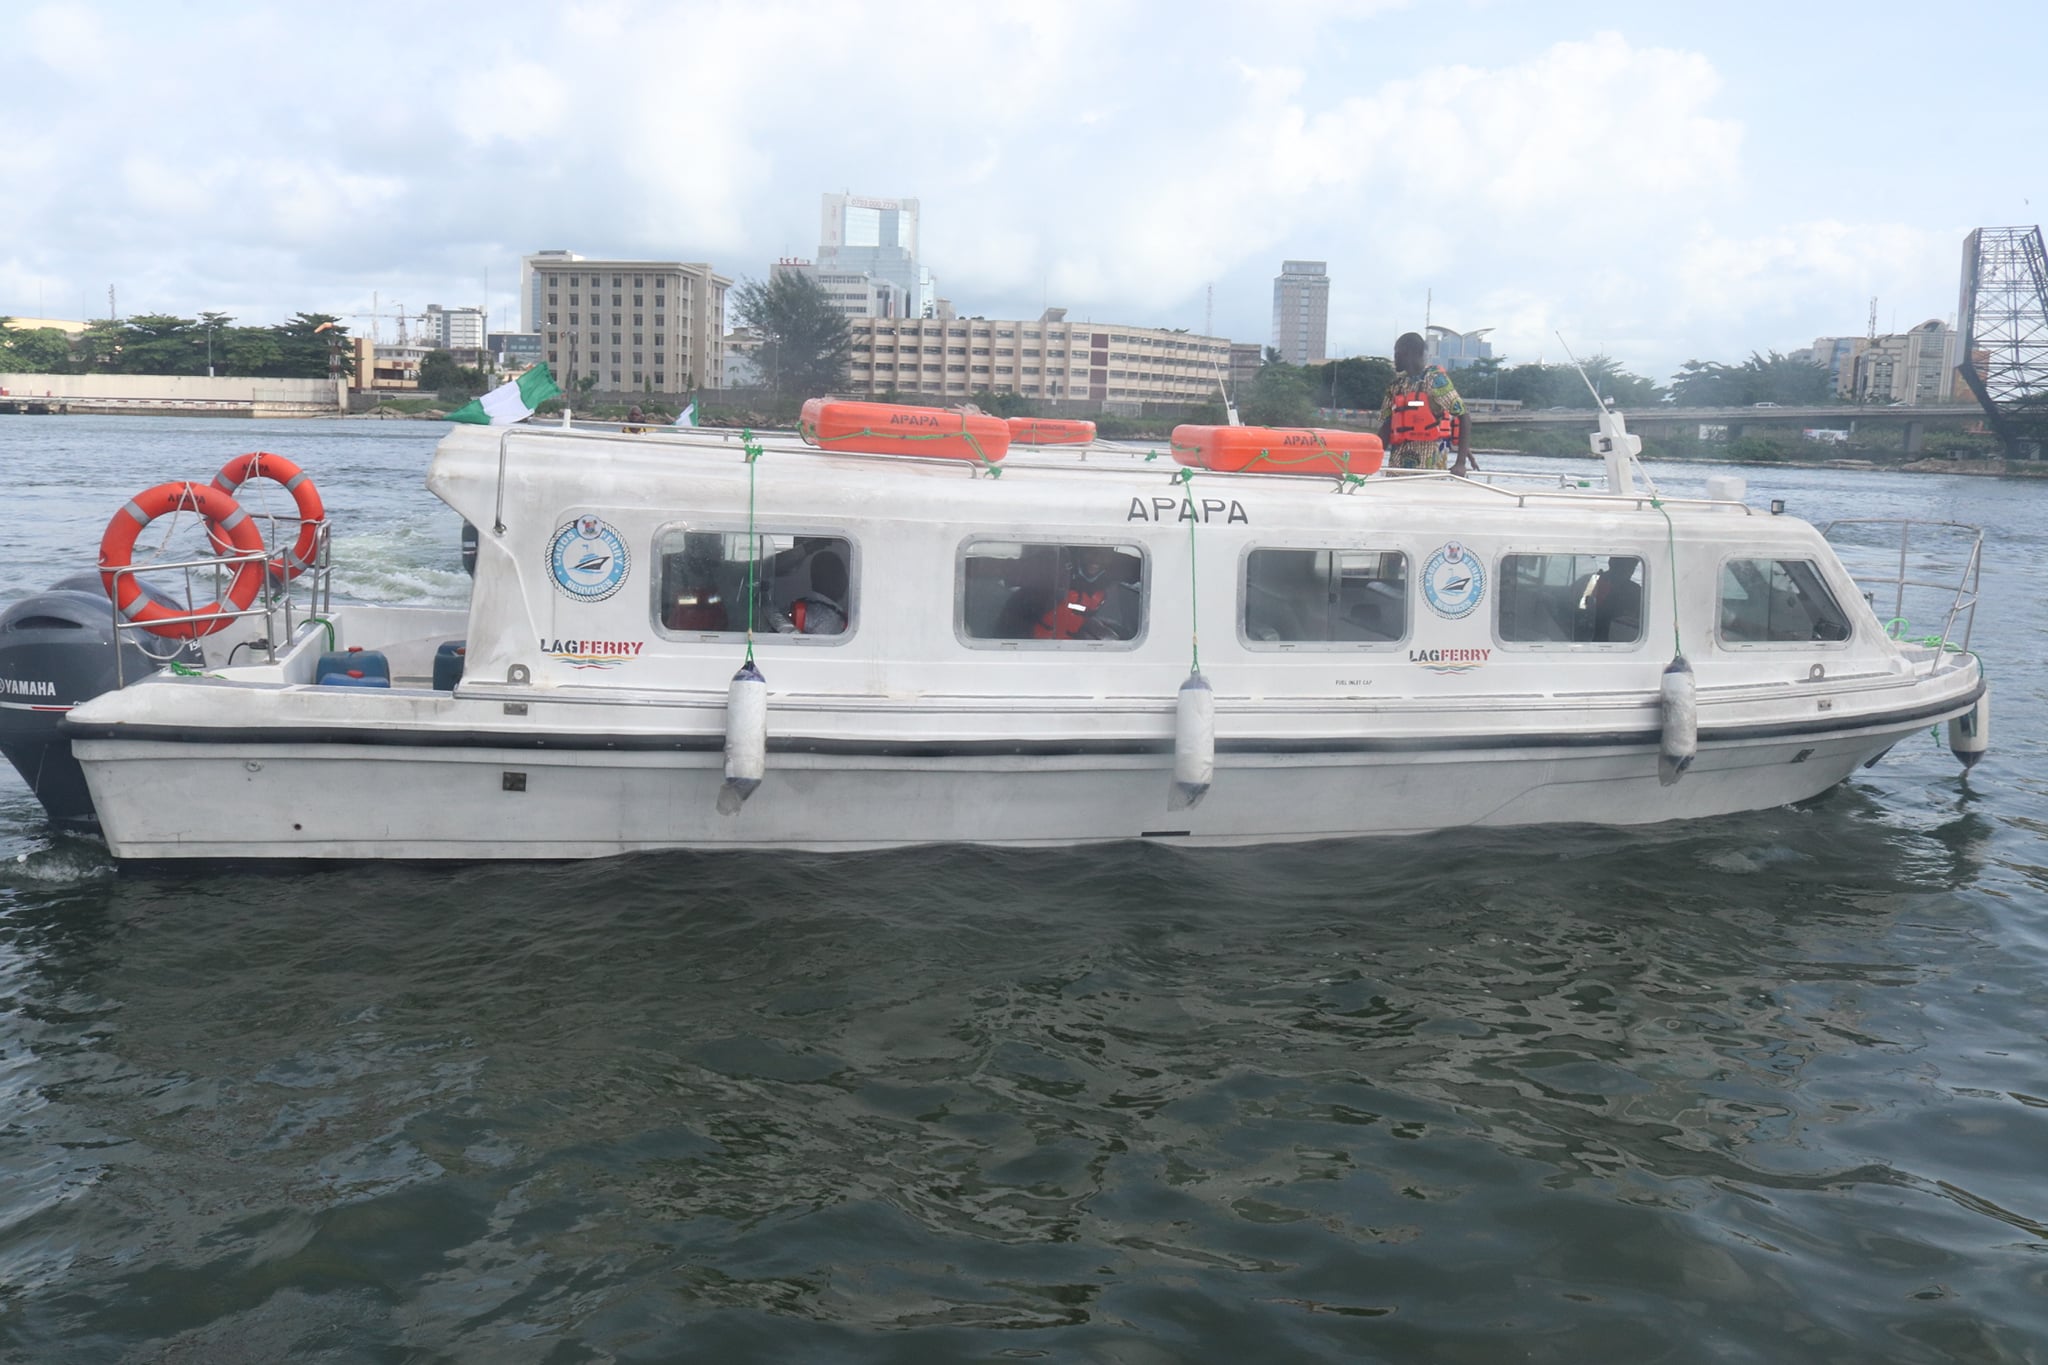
left=1241, top=360, right=1315, bottom=426
left=73, top=319, right=126, bottom=371
left=198, top=311, right=233, bottom=375
left=223, top=327, right=284, bottom=374
left=419, top=349, right=487, bottom=400
left=731, top=273, right=851, bottom=399
left=117, top=314, right=204, bottom=374
left=418, top=349, right=464, bottom=391
left=268, top=313, right=351, bottom=381
left=0, top=324, right=72, bottom=372
left=1740, top=350, right=1832, bottom=405
left=1312, top=355, right=1395, bottom=411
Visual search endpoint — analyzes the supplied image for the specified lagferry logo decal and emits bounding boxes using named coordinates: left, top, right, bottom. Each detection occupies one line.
left=1410, top=647, right=1491, bottom=675
left=548, top=515, right=630, bottom=602
left=540, top=638, right=646, bottom=669
left=1421, top=541, right=1485, bottom=620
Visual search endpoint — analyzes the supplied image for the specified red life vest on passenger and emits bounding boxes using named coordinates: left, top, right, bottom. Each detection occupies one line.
left=1034, top=588, right=1104, bottom=639
left=1389, top=380, right=1453, bottom=444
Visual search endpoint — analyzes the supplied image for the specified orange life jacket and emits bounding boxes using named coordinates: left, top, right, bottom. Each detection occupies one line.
left=1389, top=381, right=1452, bottom=444
left=1034, top=588, right=1105, bottom=640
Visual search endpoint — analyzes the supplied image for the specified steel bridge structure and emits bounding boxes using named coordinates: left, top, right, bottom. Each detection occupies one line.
left=1957, top=226, right=2048, bottom=458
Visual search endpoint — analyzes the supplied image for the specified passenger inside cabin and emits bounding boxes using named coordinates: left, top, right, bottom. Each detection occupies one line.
left=776, top=547, right=848, bottom=635
left=1019, top=545, right=1141, bottom=641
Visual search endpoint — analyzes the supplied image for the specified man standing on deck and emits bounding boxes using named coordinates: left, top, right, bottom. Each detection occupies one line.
left=1379, top=332, right=1474, bottom=474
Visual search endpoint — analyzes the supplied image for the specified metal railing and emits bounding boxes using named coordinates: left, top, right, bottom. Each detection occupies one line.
left=108, top=516, right=333, bottom=685
left=1822, top=517, right=1982, bottom=656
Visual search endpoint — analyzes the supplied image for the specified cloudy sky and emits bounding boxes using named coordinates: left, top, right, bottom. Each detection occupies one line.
left=3, top=0, right=2041, bottom=383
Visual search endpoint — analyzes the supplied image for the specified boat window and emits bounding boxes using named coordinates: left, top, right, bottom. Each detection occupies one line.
left=1718, top=559, right=1852, bottom=644
left=1497, top=553, right=1644, bottom=644
left=652, top=528, right=854, bottom=641
left=1243, top=549, right=1407, bottom=645
left=958, top=541, right=1146, bottom=646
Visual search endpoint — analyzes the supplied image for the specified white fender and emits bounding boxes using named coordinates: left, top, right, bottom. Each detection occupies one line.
left=1659, top=654, right=1697, bottom=787
left=1169, top=672, right=1215, bottom=811
left=1948, top=687, right=1989, bottom=769
left=718, top=660, right=766, bottom=814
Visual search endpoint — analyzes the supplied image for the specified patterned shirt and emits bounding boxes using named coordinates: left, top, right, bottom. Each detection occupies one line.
left=1381, top=365, right=1468, bottom=469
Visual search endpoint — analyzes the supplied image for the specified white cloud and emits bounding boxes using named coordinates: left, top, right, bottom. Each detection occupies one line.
left=0, top=5, right=2001, bottom=382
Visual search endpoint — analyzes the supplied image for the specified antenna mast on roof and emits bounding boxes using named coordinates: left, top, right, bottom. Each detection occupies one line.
left=1868, top=296, right=1877, bottom=342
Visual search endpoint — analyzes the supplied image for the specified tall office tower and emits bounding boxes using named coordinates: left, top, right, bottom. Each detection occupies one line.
left=818, top=193, right=920, bottom=317
left=1271, top=260, right=1330, bottom=366
left=521, top=250, right=582, bottom=332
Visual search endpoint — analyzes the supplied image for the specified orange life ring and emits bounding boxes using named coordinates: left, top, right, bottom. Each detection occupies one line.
left=1169, top=425, right=1385, bottom=477
left=99, top=482, right=268, bottom=639
left=799, top=399, right=1011, bottom=463
left=206, top=451, right=325, bottom=580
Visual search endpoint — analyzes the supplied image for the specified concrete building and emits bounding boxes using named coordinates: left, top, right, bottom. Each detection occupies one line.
left=722, top=327, right=766, bottom=388
left=1850, top=319, right=1957, bottom=406
left=521, top=250, right=582, bottom=333
left=1793, top=335, right=1869, bottom=398
left=417, top=304, right=486, bottom=354
left=0, top=316, right=88, bottom=336
left=819, top=193, right=920, bottom=316
left=839, top=307, right=1230, bottom=413
left=770, top=259, right=907, bottom=319
left=533, top=258, right=732, bottom=394
left=488, top=331, right=543, bottom=373
left=1271, top=260, right=1330, bottom=367
left=1425, top=324, right=1494, bottom=371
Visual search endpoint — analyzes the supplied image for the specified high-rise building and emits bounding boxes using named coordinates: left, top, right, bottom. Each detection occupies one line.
left=533, top=258, right=732, bottom=394
left=818, top=193, right=920, bottom=317
left=521, top=249, right=582, bottom=333
left=1271, top=260, right=1330, bottom=366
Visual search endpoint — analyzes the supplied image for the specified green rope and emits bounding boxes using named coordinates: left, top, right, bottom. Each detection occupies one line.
left=307, top=616, right=336, bottom=651
left=1174, top=468, right=1201, bottom=675
left=1649, top=497, right=1683, bottom=654
left=742, top=430, right=763, bottom=665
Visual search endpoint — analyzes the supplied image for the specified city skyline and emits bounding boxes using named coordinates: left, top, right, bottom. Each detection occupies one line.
left=2, top=1, right=2041, bottom=383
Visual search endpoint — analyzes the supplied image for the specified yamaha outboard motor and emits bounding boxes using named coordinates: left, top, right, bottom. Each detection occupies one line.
left=0, top=572, right=202, bottom=827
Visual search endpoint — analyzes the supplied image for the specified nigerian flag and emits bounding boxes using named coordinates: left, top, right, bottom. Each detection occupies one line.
left=448, top=363, right=561, bottom=425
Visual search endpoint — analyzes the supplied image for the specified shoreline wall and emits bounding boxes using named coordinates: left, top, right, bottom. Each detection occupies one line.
left=0, top=373, right=345, bottom=417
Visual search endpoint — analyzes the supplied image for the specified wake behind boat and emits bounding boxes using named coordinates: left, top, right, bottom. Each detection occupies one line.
left=0, top=401, right=1989, bottom=860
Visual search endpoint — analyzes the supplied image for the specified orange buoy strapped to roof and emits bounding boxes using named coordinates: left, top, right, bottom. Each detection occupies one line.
left=98, top=482, right=269, bottom=639
left=799, top=399, right=1011, bottom=464
left=1006, top=416, right=1096, bottom=446
left=206, top=452, right=325, bottom=581
left=1169, top=425, right=1384, bottom=478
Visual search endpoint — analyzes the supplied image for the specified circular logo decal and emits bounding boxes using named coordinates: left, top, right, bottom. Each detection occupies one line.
left=1422, top=541, right=1485, bottom=620
left=548, top=515, right=630, bottom=602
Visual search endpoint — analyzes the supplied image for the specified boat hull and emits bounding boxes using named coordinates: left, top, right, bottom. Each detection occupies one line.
left=72, top=700, right=1965, bottom=859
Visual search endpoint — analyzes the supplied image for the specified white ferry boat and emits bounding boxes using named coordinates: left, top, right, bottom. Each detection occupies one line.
left=1, top=402, right=1989, bottom=860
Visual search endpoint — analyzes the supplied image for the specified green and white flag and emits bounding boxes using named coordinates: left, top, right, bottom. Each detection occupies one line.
left=674, top=398, right=696, bottom=427
left=448, top=363, right=561, bottom=425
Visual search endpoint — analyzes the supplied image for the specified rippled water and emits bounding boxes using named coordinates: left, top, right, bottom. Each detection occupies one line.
left=2, top=417, right=2044, bottom=1362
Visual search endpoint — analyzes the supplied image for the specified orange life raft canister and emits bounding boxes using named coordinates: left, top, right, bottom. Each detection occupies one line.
left=799, top=399, right=1011, bottom=463
left=1006, top=416, right=1096, bottom=446
left=1169, top=426, right=1385, bottom=478
left=206, top=451, right=325, bottom=580
left=98, top=482, right=269, bottom=639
